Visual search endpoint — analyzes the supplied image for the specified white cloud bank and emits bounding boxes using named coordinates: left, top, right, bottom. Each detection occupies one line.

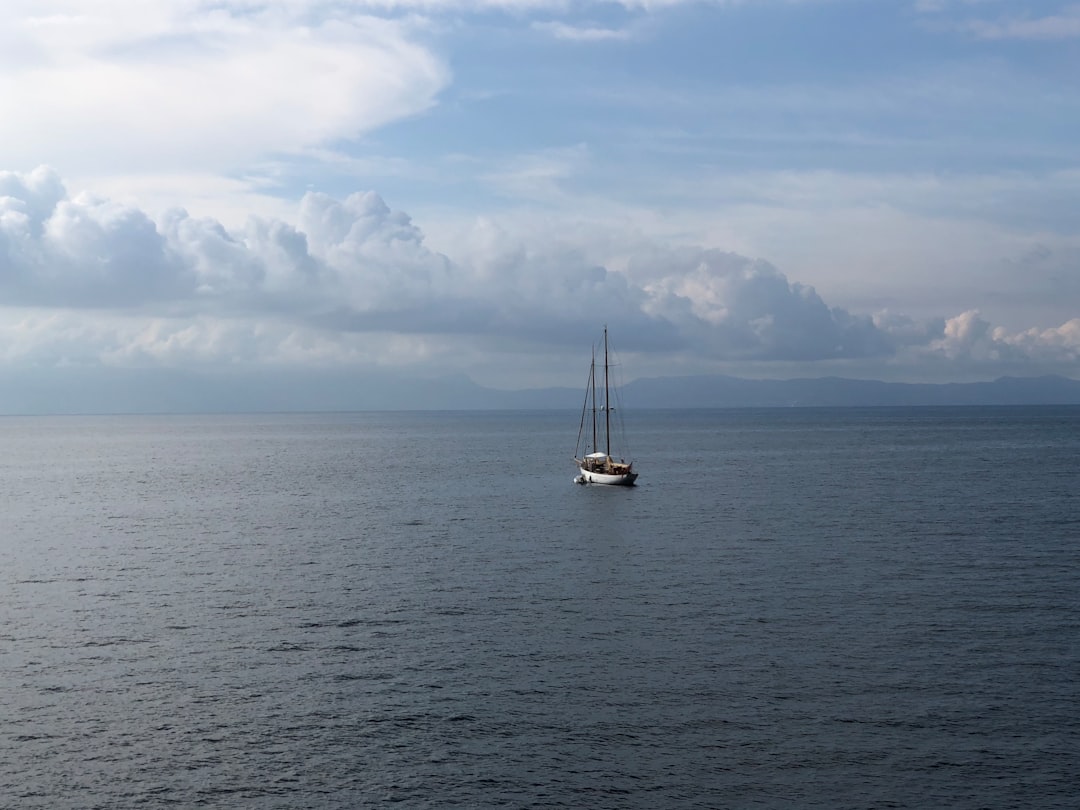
left=1, top=166, right=1077, bottom=388
left=1, top=1, right=447, bottom=205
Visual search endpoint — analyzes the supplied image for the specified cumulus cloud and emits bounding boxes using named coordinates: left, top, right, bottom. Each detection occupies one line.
left=934, top=310, right=1080, bottom=363
left=1, top=168, right=190, bottom=307
left=635, top=249, right=893, bottom=361
left=875, top=309, right=1080, bottom=375
left=0, top=166, right=1077, bottom=383
left=2, top=166, right=661, bottom=348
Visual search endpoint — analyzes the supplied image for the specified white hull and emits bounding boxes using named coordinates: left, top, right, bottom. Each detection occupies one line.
left=575, top=466, right=638, bottom=486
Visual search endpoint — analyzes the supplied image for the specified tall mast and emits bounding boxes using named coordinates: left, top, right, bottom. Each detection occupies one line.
left=604, top=326, right=611, bottom=458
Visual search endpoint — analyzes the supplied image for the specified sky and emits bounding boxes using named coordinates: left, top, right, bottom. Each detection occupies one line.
left=1, top=0, right=1078, bottom=403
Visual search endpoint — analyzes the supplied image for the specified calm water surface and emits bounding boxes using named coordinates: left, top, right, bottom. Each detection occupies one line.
left=1, top=407, right=1078, bottom=808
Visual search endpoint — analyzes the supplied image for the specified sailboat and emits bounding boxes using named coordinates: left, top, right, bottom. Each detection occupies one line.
left=573, top=326, right=638, bottom=486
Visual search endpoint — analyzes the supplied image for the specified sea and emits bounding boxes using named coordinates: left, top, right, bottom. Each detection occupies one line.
left=1, top=406, right=1077, bottom=809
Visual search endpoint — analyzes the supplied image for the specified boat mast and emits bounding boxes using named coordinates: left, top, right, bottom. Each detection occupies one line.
left=604, top=326, right=611, bottom=458
left=590, top=347, right=598, bottom=454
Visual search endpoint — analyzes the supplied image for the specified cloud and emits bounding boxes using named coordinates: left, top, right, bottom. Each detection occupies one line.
left=636, top=249, right=894, bottom=361
left=877, top=309, right=1080, bottom=375
left=967, top=312, right=1080, bottom=363
left=0, top=166, right=1077, bottom=384
left=532, top=21, right=635, bottom=41
left=919, top=1, right=1080, bottom=40
left=481, top=145, right=593, bottom=203
left=968, top=10, right=1080, bottom=40
left=1, top=167, right=189, bottom=307
left=1010, top=318, right=1080, bottom=358
left=2, top=3, right=449, bottom=177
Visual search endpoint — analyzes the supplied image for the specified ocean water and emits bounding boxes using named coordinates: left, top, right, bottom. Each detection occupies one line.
left=1, top=407, right=1077, bottom=808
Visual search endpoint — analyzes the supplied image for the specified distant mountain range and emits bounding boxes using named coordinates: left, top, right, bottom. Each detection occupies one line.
left=618, top=373, right=1080, bottom=409
left=489, top=373, right=1080, bottom=410
left=1, top=368, right=1079, bottom=414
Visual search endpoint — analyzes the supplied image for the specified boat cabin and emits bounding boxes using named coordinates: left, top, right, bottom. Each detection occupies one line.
left=581, top=452, right=632, bottom=474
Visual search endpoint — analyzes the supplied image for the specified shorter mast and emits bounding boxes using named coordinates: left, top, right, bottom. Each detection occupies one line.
left=603, top=326, right=611, bottom=458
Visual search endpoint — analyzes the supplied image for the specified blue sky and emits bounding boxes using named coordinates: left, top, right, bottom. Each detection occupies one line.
left=0, top=0, right=1078, bottom=400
